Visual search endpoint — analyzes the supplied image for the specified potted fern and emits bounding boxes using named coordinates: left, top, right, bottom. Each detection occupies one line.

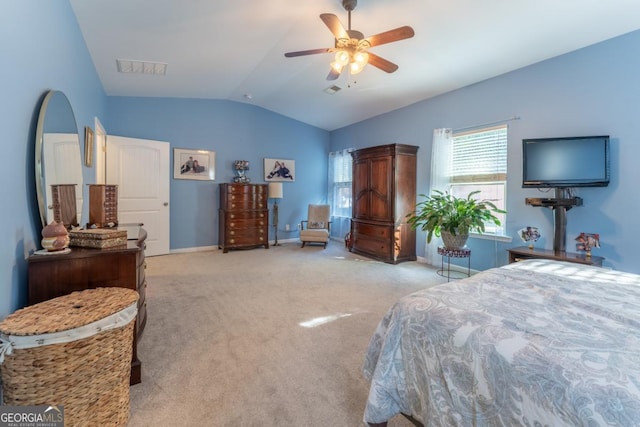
left=407, top=190, right=505, bottom=249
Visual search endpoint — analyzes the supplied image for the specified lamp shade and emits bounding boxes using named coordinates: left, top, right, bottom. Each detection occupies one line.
left=268, top=182, right=283, bottom=199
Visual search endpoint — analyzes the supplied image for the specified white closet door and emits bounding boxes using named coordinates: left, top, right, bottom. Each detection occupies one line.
left=106, top=135, right=170, bottom=256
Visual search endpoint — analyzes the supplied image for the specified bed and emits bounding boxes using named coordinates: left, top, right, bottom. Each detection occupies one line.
left=363, top=259, right=640, bottom=426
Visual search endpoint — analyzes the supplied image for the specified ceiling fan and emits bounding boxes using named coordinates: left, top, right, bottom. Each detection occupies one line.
left=284, top=0, right=414, bottom=81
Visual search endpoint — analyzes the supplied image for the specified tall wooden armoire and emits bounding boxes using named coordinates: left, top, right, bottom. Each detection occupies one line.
left=350, top=144, right=418, bottom=264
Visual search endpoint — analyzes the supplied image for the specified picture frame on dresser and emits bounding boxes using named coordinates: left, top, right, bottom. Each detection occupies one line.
left=264, top=158, right=295, bottom=181
left=173, top=148, right=215, bottom=180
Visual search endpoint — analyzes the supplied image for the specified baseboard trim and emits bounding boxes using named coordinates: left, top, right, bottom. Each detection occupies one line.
left=170, top=239, right=303, bottom=254
left=170, top=245, right=219, bottom=254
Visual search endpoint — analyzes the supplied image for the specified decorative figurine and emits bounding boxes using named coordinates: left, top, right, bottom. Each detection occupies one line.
left=519, top=226, right=541, bottom=249
left=233, top=160, right=250, bottom=183
left=575, top=232, right=600, bottom=257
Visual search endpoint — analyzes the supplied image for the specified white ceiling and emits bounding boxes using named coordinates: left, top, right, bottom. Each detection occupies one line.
left=69, top=0, right=640, bottom=131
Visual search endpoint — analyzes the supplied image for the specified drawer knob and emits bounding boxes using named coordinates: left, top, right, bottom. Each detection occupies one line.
left=230, top=239, right=235, bottom=244
left=230, top=231, right=235, bottom=235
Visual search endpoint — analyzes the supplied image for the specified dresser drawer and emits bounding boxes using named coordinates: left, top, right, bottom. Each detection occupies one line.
left=353, top=234, right=391, bottom=257
left=352, top=221, right=392, bottom=240
left=137, top=277, right=146, bottom=302
left=227, top=217, right=268, bottom=229
left=227, top=225, right=268, bottom=238
left=226, top=233, right=268, bottom=246
left=224, top=199, right=267, bottom=210
left=227, top=184, right=266, bottom=195
left=226, top=210, right=267, bottom=221
left=137, top=300, right=147, bottom=336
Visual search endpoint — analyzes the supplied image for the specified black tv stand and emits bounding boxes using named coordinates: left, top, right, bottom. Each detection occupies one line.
left=525, top=197, right=582, bottom=208
left=525, top=189, right=581, bottom=253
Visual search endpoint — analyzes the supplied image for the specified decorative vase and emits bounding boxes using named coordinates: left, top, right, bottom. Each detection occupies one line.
left=233, top=160, right=250, bottom=183
left=441, top=231, right=468, bottom=249
left=41, top=221, right=70, bottom=252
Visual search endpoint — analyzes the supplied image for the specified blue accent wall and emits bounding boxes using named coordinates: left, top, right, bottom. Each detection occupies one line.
left=2, top=0, right=640, bottom=318
left=0, top=0, right=106, bottom=318
left=105, top=97, right=329, bottom=249
left=331, top=30, right=640, bottom=274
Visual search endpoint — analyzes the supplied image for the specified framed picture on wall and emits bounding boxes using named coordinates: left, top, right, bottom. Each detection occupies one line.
left=264, top=158, right=295, bottom=182
left=173, top=148, right=215, bottom=180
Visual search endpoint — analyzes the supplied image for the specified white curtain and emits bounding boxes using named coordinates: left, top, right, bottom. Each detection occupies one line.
left=426, top=128, right=453, bottom=266
left=327, top=148, right=353, bottom=239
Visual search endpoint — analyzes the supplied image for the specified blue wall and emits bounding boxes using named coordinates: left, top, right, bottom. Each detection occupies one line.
left=0, top=1, right=107, bottom=318
left=3, top=1, right=640, bottom=319
left=105, top=97, right=330, bottom=249
left=331, top=30, right=640, bottom=273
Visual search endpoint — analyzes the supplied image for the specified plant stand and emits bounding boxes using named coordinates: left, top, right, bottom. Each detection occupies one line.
left=437, top=246, right=471, bottom=282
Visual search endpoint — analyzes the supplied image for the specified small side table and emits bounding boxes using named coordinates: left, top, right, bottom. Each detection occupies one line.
left=437, top=246, right=471, bottom=282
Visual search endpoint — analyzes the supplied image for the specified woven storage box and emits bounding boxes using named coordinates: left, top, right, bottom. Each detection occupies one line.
left=69, top=228, right=128, bottom=249
left=0, top=287, right=138, bottom=426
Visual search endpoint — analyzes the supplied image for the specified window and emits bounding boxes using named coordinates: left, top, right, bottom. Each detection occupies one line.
left=328, top=149, right=353, bottom=219
left=450, top=125, right=507, bottom=235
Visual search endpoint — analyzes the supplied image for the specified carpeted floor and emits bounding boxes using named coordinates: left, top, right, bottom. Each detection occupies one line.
left=128, top=241, right=447, bottom=426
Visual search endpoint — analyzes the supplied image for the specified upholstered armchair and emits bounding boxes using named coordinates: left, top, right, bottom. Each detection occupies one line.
left=300, top=204, right=331, bottom=248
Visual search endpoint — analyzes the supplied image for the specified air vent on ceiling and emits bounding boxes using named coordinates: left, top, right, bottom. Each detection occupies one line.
left=116, top=59, right=167, bottom=75
left=323, top=85, right=341, bottom=95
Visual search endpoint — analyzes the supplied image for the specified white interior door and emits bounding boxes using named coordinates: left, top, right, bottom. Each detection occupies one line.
left=43, top=133, right=83, bottom=225
left=94, top=117, right=107, bottom=185
left=106, top=136, right=170, bottom=256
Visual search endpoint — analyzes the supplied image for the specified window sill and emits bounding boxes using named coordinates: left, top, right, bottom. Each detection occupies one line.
left=469, top=232, right=512, bottom=243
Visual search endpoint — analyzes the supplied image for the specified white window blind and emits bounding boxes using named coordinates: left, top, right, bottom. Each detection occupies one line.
left=452, top=125, right=507, bottom=183
left=450, top=124, right=508, bottom=235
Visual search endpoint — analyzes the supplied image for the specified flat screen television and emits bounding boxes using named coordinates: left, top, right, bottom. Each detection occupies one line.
left=522, top=135, right=610, bottom=188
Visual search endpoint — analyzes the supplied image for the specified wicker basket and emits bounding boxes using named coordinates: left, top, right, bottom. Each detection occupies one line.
left=0, top=287, right=138, bottom=426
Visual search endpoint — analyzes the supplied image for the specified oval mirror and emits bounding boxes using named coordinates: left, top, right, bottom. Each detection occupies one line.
left=35, top=90, right=83, bottom=228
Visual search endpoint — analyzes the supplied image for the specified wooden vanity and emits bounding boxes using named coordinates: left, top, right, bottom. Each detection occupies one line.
left=27, top=228, right=148, bottom=385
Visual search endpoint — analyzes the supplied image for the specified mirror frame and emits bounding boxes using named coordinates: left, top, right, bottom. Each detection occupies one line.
left=35, top=90, right=83, bottom=228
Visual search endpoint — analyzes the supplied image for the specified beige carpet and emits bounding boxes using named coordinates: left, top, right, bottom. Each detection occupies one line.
left=128, top=241, right=447, bottom=427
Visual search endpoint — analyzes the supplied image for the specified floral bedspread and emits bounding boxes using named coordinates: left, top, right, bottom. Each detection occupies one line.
left=363, top=259, right=640, bottom=426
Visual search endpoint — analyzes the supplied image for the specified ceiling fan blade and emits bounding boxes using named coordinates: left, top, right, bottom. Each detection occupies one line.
left=320, top=13, right=348, bottom=40
left=363, top=26, right=415, bottom=47
left=368, top=53, right=399, bottom=73
left=327, top=68, right=341, bottom=81
left=285, top=48, right=333, bottom=58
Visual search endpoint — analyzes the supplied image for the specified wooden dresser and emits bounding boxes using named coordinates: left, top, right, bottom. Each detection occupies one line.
left=218, top=183, right=269, bottom=253
left=508, top=246, right=604, bottom=267
left=27, top=229, right=148, bottom=385
left=350, top=144, right=418, bottom=264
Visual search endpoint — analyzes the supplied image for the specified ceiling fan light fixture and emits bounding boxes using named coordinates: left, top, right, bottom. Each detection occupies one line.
left=353, top=51, right=369, bottom=66
left=335, top=50, right=350, bottom=66
left=330, top=61, right=345, bottom=73
left=350, top=61, right=365, bottom=75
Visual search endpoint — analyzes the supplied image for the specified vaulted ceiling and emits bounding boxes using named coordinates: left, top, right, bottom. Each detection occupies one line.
left=70, top=0, right=640, bottom=131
